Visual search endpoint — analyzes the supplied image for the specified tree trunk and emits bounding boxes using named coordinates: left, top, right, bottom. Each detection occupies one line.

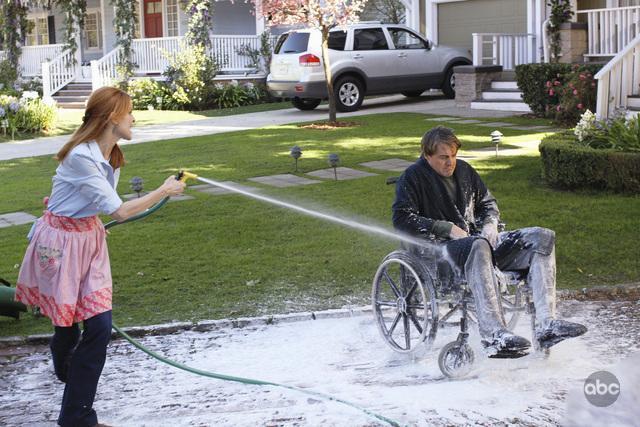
left=321, top=26, right=337, bottom=124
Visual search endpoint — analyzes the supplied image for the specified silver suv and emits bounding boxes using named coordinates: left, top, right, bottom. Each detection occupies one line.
left=267, top=22, right=472, bottom=112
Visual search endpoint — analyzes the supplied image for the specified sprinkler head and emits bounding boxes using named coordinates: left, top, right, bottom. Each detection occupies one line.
left=491, top=130, right=503, bottom=145
left=129, top=176, right=144, bottom=196
left=290, top=145, right=302, bottom=160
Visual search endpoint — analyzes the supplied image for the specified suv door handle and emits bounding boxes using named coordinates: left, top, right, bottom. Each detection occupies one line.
left=353, top=54, right=363, bottom=60
left=397, top=52, right=408, bottom=58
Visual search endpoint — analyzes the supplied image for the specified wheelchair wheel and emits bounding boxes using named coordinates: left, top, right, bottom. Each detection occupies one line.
left=501, top=283, right=524, bottom=330
left=438, top=341, right=475, bottom=379
left=372, top=250, right=438, bottom=353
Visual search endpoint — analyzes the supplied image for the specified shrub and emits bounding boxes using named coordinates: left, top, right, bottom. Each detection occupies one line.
left=126, top=78, right=185, bottom=111
left=0, top=92, right=57, bottom=138
left=539, top=131, right=640, bottom=192
left=163, top=43, right=219, bottom=110
left=0, top=60, right=18, bottom=94
left=211, top=81, right=269, bottom=109
left=235, top=30, right=274, bottom=74
left=516, top=63, right=601, bottom=122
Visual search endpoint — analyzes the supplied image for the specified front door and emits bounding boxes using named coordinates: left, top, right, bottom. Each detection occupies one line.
left=144, top=0, right=163, bottom=38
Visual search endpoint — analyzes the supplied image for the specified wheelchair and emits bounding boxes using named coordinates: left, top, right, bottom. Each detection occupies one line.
left=371, top=237, right=542, bottom=379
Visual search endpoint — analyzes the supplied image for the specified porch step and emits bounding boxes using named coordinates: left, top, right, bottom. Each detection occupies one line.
left=53, top=82, right=92, bottom=109
left=626, top=96, right=640, bottom=109
left=481, top=90, right=524, bottom=101
left=470, top=100, right=532, bottom=113
left=491, top=81, right=519, bottom=90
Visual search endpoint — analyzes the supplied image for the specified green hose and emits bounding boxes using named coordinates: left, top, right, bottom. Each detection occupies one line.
left=104, top=194, right=402, bottom=426
left=112, top=323, right=401, bottom=426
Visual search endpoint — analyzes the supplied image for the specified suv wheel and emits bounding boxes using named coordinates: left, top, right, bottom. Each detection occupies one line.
left=401, top=90, right=425, bottom=98
left=291, top=97, right=321, bottom=111
left=442, top=68, right=456, bottom=99
left=334, top=77, right=364, bottom=112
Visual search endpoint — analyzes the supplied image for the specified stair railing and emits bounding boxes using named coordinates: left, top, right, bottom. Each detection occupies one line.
left=90, top=46, right=123, bottom=91
left=42, top=48, right=79, bottom=100
left=594, top=33, right=640, bottom=119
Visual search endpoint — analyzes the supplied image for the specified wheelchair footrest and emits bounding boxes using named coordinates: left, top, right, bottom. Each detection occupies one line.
left=488, top=349, right=529, bottom=359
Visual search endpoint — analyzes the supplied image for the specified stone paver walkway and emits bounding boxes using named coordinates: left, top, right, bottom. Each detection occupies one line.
left=306, top=167, right=378, bottom=181
left=190, top=182, right=259, bottom=195
left=248, top=174, right=321, bottom=188
left=0, top=212, right=37, bottom=228
left=359, top=158, right=414, bottom=172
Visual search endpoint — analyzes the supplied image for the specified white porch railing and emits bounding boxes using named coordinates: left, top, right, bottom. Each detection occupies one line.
left=472, top=33, right=536, bottom=70
left=594, top=33, right=640, bottom=119
left=21, top=44, right=66, bottom=76
left=42, top=49, right=79, bottom=100
left=90, top=34, right=274, bottom=91
left=577, top=6, right=640, bottom=57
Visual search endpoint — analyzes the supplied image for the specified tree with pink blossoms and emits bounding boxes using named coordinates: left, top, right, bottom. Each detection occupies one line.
left=254, top=0, right=367, bottom=123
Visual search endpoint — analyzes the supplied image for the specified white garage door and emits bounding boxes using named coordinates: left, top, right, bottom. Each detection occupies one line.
left=437, top=0, right=527, bottom=50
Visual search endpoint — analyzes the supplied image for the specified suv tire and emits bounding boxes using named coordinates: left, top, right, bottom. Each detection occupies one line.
left=334, top=76, right=364, bottom=112
left=442, top=68, right=456, bottom=99
left=401, top=90, right=425, bottom=98
left=291, top=97, right=322, bottom=111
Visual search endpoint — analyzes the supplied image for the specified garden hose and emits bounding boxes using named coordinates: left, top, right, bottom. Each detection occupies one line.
left=111, top=323, right=401, bottom=426
left=103, top=172, right=402, bottom=427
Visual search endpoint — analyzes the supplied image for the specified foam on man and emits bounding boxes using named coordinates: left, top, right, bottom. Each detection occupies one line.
left=392, top=126, right=587, bottom=357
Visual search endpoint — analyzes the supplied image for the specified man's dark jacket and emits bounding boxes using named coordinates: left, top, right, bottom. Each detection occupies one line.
left=392, top=157, right=499, bottom=241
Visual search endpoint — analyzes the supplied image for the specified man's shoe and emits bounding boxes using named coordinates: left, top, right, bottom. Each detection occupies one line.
left=536, top=319, right=587, bottom=349
left=482, top=329, right=531, bottom=358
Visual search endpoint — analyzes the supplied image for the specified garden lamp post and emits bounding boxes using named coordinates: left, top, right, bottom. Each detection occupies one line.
left=491, top=130, right=503, bottom=157
left=290, top=145, right=302, bottom=172
left=328, top=153, right=340, bottom=180
left=129, top=176, right=144, bottom=198
left=0, top=119, right=7, bottom=137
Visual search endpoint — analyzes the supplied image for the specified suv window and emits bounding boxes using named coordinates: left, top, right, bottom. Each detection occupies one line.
left=274, top=32, right=310, bottom=54
left=353, top=28, right=388, bottom=51
left=328, top=30, right=347, bottom=51
left=388, top=28, right=428, bottom=50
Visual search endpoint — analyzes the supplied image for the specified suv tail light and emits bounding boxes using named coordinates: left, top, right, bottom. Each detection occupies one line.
left=299, top=53, right=321, bottom=67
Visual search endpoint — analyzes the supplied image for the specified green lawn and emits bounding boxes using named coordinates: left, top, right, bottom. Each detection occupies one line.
left=0, top=101, right=292, bottom=143
left=1, top=113, right=637, bottom=336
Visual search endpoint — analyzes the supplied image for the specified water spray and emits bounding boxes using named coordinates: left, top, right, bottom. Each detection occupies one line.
left=177, top=170, right=431, bottom=250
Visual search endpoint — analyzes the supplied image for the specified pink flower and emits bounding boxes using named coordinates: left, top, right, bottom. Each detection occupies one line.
left=577, top=103, right=583, bottom=109
left=573, top=89, right=578, bottom=95
left=591, top=82, right=596, bottom=87
left=549, top=89, right=555, bottom=96
left=546, top=81, right=552, bottom=88
left=554, top=80, right=560, bottom=86
left=579, top=74, right=586, bottom=80
left=556, top=106, right=561, bottom=111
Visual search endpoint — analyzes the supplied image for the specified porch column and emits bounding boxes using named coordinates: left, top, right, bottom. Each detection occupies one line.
left=255, top=11, right=265, bottom=35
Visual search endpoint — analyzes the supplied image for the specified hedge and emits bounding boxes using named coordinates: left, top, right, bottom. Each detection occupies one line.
left=539, top=132, right=640, bottom=193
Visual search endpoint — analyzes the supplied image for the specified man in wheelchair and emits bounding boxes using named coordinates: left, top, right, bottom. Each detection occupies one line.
left=392, top=126, right=587, bottom=358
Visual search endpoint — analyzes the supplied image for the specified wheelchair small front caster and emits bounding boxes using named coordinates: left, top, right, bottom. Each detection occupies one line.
left=438, top=341, right=475, bottom=379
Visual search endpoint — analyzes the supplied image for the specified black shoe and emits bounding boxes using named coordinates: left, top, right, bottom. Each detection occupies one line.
left=482, top=329, right=531, bottom=358
left=536, top=319, right=587, bottom=349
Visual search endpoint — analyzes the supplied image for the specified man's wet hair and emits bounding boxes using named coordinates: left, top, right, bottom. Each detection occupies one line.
left=421, top=126, right=461, bottom=156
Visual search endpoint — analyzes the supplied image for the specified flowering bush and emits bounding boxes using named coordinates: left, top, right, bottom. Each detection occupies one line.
left=573, top=109, right=640, bottom=152
left=0, top=92, right=57, bottom=138
left=126, top=78, right=186, bottom=111
left=546, top=64, right=597, bottom=123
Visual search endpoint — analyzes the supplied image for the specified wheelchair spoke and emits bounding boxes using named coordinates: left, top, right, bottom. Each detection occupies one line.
left=403, top=313, right=411, bottom=348
left=383, top=270, right=402, bottom=298
left=408, top=311, right=423, bottom=334
left=376, top=300, right=398, bottom=308
left=405, top=281, right=419, bottom=301
left=388, top=312, right=402, bottom=334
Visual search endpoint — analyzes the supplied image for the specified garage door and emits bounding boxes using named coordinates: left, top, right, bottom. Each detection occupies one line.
left=437, top=0, right=527, bottom=50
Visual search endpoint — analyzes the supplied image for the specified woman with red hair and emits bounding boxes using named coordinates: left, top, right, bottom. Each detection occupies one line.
left=15, top=86, right=185, bottom=426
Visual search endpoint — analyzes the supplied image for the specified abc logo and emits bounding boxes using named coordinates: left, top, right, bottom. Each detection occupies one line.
left=583, top=371, right=620, bottom=407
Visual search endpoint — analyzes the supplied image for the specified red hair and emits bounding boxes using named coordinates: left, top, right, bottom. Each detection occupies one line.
left=56, top=86, right=132, bottom=169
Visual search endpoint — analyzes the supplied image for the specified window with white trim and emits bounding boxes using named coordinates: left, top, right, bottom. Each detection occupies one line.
left=166, top=0, right=179, bottom=37
left=83, top=10, right=103, bottom=50
left=26, top=17, right=49, bottom=46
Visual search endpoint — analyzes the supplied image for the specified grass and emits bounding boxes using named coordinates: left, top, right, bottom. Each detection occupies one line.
left=0, top=101, right=292, bottom=143
left=1, top=113, right=637, bottom=336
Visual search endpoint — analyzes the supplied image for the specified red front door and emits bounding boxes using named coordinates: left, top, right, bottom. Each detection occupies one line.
left=144, top=0, right=163, bottom=38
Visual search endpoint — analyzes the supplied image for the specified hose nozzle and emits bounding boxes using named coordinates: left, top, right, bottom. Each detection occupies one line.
left=176, top=170, right=199, bottom=183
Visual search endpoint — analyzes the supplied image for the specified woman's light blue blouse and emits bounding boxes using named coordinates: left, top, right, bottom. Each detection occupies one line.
left=47, top=141, right=123, bottom=218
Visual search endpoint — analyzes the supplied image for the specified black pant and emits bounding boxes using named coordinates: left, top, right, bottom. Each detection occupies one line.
left=51, top=310, right=112, bottom=427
